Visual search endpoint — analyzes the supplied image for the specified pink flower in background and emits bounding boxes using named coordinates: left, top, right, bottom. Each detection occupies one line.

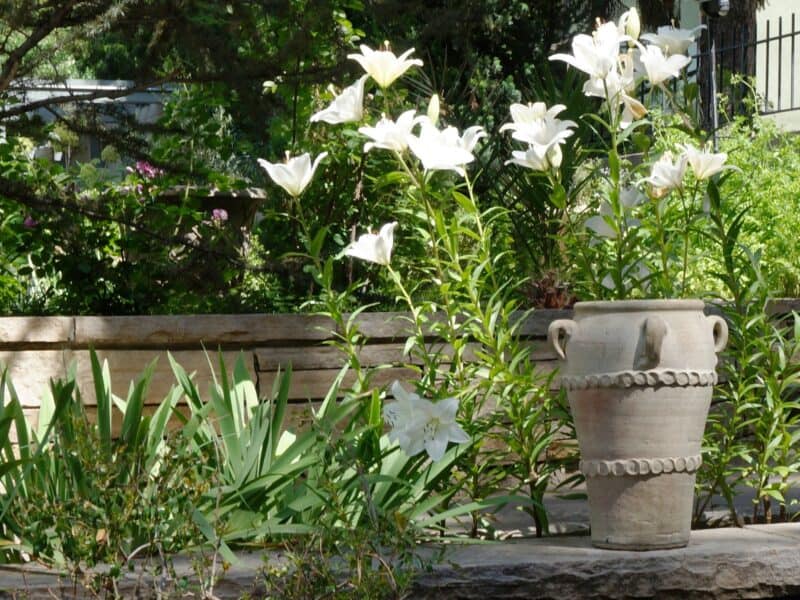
left=135, top=161, right=163, bottom=179
left=212, top=208, right=229, bottom=222
left=23, top=215, right=37, bottom=229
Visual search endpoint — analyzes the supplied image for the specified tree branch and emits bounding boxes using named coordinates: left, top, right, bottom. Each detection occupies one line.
left=0, top=175, right=243, bottom=265
left=0, top=76, right=173, bottom=120
left=0, top=0, right=83, bottom=94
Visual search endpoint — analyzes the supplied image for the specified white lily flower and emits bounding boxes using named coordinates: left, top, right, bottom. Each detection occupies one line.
left=257, top=151, right=328, bottom=198
left=458, top=125, right=487, bottom=153
left=383, top=382, right=421, bottom=452
left=550, top=22, right=628, bottom=81
left=582, top=70, right=622, bottom=101
left=310, top=75, right=368, bottom=124
left=348, top=43, right=423, bottom=89
left=636, top=43, right=691, bottom=87
left=510, top=115, right=576, bottom=150
left=501, top=102, right=577, bottom=148
left=384, top=381, right=470, bottom=462
left=581, top=48, right=638, bottom=105
left=505, top=144, right=563, bottom=172
left=585, top=194, right=641, bottom=241
left=502, top=102, right=567, bottom=126
left=620, top=93, right=648, bottom=128
left=344, top=221, right=397, bottom=266
left=578, top=53, right=645, bottom=129
left=359, top=110, right=420, bottom=153
left=680, top=143, right=729, bottom=180
left=427, top=94, right=440, bottom=125
left=645, top=151, right=688, bottom=193
left=406, top=121, right=476, bottom=177
left=501, top=102, right=576, bottom=165
left=641, top=25, right=705, bottom=56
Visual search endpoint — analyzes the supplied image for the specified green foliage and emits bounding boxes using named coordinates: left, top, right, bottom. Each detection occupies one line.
left=0, top=0, right=642, bottom=315
left=695, top=183, right=800, bottom=525
left=714, top=117, right=800, bottom=297
left=0, top=348, right=485, bottom=596
left=572, top=86, right=800, bottom=301
left=0, top=357, right=204, bottom=571
left=484, top=65, right=598, bottom=291
left=288, top=66, right=574, bottom=537
left=0, top=135, right=283, bottom=314
left=260, top=517, right=422, bottom=599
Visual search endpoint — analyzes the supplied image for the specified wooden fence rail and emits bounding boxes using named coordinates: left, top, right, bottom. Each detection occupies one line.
left=0, top=311, right=568, bottom=435
left=2, top=301, right=797, bottom=436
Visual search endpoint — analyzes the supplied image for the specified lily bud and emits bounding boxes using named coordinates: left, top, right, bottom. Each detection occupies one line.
left=546, top=144, right=563, bottom=169
left=427, top=93, right=440, bottom=126
left=624, top=8, right=641, bottom=42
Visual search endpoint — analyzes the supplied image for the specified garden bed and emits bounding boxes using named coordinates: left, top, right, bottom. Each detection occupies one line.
left=0, top=308, right=800, bottom=598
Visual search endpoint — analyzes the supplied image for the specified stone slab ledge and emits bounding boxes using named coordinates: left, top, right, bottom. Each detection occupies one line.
left=1, top=524, right=799, bottom=599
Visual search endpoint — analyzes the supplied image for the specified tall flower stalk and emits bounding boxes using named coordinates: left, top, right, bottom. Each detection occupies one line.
left=534, top=9, right=733, bottom=299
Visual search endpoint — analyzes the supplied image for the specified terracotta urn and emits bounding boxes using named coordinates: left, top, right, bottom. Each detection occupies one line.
left=547, top=299, right=728, bottom=550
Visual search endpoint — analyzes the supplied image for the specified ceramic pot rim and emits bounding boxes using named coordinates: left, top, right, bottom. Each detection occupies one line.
left=574, top=299, right=705, bottom=312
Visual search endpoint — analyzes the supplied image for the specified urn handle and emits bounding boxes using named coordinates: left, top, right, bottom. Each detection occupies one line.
left=641, top=315, right=668, bottom=368
left=707, top=315, right=729, bottom=353
left=548, top=319, right=578, bottom=361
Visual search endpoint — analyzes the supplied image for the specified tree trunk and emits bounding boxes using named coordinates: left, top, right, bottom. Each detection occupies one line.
left=697, top=1, right=764, bottom=131
left=638, top=0, right=677, bottom=30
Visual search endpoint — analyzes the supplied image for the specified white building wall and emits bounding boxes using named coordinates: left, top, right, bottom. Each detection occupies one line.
left=756, top=0, right=800, bottom=130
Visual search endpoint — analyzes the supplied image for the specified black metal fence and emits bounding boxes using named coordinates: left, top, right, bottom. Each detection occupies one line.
left=758, top=12, right=799, bottom=115
left=690, top=12, right=800, bottom=125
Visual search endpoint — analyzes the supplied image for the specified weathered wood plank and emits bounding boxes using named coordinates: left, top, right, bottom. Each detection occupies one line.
left=0, top=350, right=70, bottom=408
left=72, top=314, right=336, bottom=348
left=256, top=341, right=556, bottom=372
left=2, top=306, right=791, bottom=354
left=349, top=310, right=564, bottom=341
left=67, top=349, right=255, bottom=406
left=0, top=310, right=569, bottom=352
left=767, top=298, right=800, bottom=315
left=259, top=366, right=419, bottom=401
left=514, top=309, right=573, bottom=338
left=0, top=317, right=74, bottom=348
left=258, top=361, right=560, bottom=401
left=255, top=342, right=482, bottom=371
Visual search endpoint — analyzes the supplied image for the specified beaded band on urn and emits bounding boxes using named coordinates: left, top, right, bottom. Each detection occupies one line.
left=560, top=369, right=718, bottom=390
left=580, top=455, right=703, bottom=477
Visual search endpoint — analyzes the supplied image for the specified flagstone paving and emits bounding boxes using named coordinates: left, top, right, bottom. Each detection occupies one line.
left=3, top=522, right=800, bottom=599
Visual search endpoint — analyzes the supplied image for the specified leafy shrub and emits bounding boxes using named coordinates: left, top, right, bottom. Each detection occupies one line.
left=0, top=357, right=205, bottom=572
left=716, top=115, right=800, bottom=297
left=0, top=345, right=503, bottom=595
